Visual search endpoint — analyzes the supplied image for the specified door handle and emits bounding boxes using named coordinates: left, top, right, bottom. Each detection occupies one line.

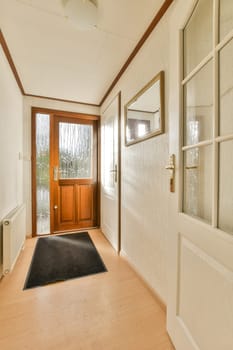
left=110, top=164, right=118, bottom=182
left=165, top=164, right=174, bottom=170
left=165, top=154, right=175, bottom=192
left=185, top=165, right=198, bottom=169
left=54, top=205, right=58, bottom=210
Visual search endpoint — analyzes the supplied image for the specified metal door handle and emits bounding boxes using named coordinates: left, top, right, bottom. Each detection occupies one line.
left=165, top=164, right=174, bottom=170
left=165, top=154, right=175, bottom=192
left=185, top=165, right=198, bottom=169
left=54, top=205, right=58, bottom=210
left=110, top=165, right=117, bottom=182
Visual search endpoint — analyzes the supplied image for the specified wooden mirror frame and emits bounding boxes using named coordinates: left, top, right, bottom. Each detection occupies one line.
left=124, top=71, right=165, bottom=146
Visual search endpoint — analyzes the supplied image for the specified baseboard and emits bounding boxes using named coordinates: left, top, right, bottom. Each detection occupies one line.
left=9, top=240, right=25, bottom=273
left=120, top=250, right=166, bottom=313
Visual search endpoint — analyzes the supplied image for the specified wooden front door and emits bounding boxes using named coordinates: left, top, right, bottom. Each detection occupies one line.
left=32, top=108, right=99, bottom=236
left=51, top=116, right=97, bottom=233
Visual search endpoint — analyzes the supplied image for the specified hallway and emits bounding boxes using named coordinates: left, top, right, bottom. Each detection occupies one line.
left=0, top=230, right=174, bottom=350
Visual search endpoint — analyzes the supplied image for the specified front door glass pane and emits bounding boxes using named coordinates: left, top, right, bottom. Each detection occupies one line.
left=183, top=146, right=212, bottom=223
left=59, top=122, right=92, bottom=179
left=219, top=39, right=233, bottom=136
left=184, top=61, right=213, bottom=146
left=184, top=0, right=213, bottom=76
left=36, top=113, right=50, bottom=235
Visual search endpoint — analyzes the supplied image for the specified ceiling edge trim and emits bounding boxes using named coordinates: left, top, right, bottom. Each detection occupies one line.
left=0, top=29, right=25, bottom=95
left=99, top=0, right=174, bottom=106
left=25, top=94, right=100, bottom=107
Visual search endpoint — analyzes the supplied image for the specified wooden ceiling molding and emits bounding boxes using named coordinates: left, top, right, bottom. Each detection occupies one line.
left=0, top=29, right=25, bottom=95
left=0, top=0, right=174, bottom=107
left=26, top=94, right=100, bottom=107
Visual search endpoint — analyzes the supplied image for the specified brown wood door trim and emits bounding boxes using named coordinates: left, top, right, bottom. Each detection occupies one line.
left=31, top=107, right=100, bottom=237
left=31, top=109, right=37, bottom=236
left=31, top=107, right=99, bottom=120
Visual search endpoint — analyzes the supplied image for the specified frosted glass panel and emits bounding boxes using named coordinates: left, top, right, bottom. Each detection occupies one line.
left=219, top=141, right=233, bottom=234
left=219, top=39, right=233, bottom=136
left=184, top=62, right=213, bottom=146
left=220, top=0, right=233, bottom=40
left=183, top=146, right=212, bottom=223
left=36, top=114, right=50, bottom=235
left=59, top=122, right=92, bottom=179
left=184, top=0, right=213, bottom=76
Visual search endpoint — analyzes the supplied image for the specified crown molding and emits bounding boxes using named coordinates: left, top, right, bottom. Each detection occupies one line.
left=25, top=94, right=100, bottom=107
left=0, top=30, right=25, bottom=95
left=0, top=0, right=174, bottom=108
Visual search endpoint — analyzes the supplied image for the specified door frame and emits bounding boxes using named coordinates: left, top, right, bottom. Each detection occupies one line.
left=31, top=107, right=100, bottom=237
left=101, top=92, right=122, bottom=253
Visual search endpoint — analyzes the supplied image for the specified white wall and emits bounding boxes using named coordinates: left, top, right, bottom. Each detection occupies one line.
left=0, top=45, right=23, bottom=220
left=101, top=7, right=172, bottom=303
left=23, top=96, right=99, bottom=235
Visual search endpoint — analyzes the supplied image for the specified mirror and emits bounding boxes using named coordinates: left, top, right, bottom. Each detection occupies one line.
left=125, top=71, right=164, bottom=146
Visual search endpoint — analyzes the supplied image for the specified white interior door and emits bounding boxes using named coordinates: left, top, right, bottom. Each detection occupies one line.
left=101, top=94, right=120, bottom=252
left=167, top=1, right=233, bottom=349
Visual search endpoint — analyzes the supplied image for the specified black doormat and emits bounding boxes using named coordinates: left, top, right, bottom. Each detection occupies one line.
left=24, top=232, right=107, bottom=290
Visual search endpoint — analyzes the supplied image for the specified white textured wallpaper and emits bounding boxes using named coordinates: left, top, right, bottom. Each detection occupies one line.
left=101, top=12, right=171, bottom=303
left=0, top=46, right=23, bottom=220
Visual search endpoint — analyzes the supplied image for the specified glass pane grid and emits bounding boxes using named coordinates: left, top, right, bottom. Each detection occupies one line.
left=182, top=1, right=233, bottom=235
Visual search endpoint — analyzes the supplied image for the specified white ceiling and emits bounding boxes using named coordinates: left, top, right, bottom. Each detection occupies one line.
left=0, top=0, right=164, bottom=105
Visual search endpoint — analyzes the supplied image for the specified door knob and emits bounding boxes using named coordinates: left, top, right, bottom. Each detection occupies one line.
left=54, top=205, right=58, bottom=210
left=110, top=164, right=118, bottom=182
left=165, top=164, right=174, bottom=170
left=185, top=165, right=198, bottom=169
left=165, top=154, right=175, bottom=192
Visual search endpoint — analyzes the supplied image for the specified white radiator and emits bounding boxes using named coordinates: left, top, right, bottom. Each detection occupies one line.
left=2, top=204, right=26, bottom=275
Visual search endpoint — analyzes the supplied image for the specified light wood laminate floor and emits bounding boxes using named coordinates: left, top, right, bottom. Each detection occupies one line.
left=0, top=229, right=174, bottom=350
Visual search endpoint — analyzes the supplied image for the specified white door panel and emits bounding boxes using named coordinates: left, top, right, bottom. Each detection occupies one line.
left=101, top=94, right=120, bottom=252
left=167, top=1, right=233, bottom=349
